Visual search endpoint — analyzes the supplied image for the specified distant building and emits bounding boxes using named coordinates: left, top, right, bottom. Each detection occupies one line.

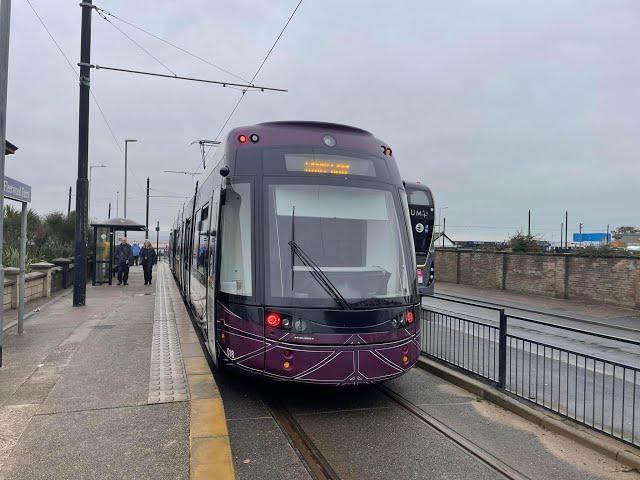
left=620, top=233, right=640, bottom=251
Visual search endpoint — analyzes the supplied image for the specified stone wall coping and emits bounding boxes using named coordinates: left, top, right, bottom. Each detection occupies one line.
left=4, top=267, right=20, bottom=276
left=25, top=271, right=46, bottom=280
left=51, top=258, right=73, bottom=265
left=30, top=262, right=55, bottom=270
left=435, top=248, right=640, bottom=261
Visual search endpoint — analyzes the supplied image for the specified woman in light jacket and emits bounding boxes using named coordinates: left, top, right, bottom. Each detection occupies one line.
left=140, top=240, right=157, bottom=285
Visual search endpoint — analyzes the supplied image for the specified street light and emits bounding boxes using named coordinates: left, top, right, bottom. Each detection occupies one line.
left=88, top=163, right=106, bottom=220
left=124, top=139, right=138, bottom=219
left=437, top=206, right=448, bottom=232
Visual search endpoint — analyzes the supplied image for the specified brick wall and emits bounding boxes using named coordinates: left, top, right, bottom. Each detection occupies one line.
left=435, top=248, right=640, bottom=308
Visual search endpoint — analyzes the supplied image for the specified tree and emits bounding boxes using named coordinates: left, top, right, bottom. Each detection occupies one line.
left=612, top=226, right=640, bottom=241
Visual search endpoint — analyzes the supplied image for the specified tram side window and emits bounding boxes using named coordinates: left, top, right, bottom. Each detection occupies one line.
left=196, top=205, right=210, bottom=274
left=191, top=210, right=201, bottom=271
left=219, top=183, right=252, bottom=296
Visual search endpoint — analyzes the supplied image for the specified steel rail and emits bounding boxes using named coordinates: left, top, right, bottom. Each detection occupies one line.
left=264, top=396, right=342, bottom=480
left=377, top=385, right=532, bottom=480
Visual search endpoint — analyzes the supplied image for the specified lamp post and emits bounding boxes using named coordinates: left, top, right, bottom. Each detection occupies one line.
left=88, top=163, right=106, bottom=221
left=437, top=206, right=448, bottom=233
left=124, top=139, right=137, bottom=219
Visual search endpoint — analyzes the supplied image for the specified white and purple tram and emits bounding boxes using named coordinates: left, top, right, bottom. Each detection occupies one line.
left=170, top=121, right=420, bottom=385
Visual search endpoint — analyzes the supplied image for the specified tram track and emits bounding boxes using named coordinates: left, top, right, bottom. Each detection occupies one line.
left=431, top=292, right=640, bottom=335
left=377, top=384, right=532, bottom=480
left=262, top=381, right=532, bottom=480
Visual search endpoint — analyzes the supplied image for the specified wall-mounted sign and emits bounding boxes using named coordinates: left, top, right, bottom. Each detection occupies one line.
left=3, top=176, right=31, bottom=203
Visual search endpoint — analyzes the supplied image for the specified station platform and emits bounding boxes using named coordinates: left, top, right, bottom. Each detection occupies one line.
left=0, top=266, right=637, bottom=480
left=0, top=263, right=233, bottom=480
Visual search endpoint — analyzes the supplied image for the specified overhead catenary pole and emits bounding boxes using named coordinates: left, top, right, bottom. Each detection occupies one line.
left=145, top=176, right=149, bottom=235
left=116, top=190, right=119, bottom=216
left=527, top=210, right=531, bottom=237
left=108, top=202, right=111, bottom=219
left=565, top=211, right=568, bottom=249
left=155, top=220, right=159, bottom=253
left=560, top=223, right=563, bottom=249
left=68, top=186, right=72, bottom=216
left=579, top=222, right=583, bottom=245
left=442, top=217, right=446, bottom=248
left=72, top=0, right=93, bottom=307
left=0, top=0, right=11, bottom=366
left=606, top=224, right=610, bottom=244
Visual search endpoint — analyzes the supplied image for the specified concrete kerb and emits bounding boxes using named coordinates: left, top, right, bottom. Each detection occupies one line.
left=162, top=266, right=236, bottom=480
left=416, top=357, right=640, bottom=472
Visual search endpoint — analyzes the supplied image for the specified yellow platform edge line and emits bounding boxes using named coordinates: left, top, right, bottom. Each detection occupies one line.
left=161, top=265, right=236, bottom=480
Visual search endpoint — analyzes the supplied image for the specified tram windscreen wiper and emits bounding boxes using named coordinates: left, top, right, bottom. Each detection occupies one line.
left=288, top=240, right=351, bottom=310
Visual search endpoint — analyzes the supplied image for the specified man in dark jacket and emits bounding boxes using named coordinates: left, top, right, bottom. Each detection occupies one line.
left=115, top=237, right=134, bottom=285
left=140, top=240, right=157, bottom=285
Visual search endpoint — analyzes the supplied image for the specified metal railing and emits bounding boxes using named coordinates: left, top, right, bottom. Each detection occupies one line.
left=421, top=298, right=640, bottom=447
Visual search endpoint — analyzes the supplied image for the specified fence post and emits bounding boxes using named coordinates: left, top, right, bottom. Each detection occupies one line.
left=498, top=308, right=507, bottom=388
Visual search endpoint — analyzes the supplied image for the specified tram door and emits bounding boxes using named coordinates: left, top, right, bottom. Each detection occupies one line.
left=206, top=187, right=221, bottom=363
left=182, top=218, right=192, bottom=297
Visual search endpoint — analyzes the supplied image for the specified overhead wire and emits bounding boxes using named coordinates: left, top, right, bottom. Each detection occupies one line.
left=200, top=0, right=304, bottom=166
left=96, top=9, right=177, bottom=76
left=93, top=5, right=250, bottom=84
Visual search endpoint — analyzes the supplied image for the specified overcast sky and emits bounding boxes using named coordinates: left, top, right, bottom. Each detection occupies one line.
left=5, top=0, right=640, bottom=242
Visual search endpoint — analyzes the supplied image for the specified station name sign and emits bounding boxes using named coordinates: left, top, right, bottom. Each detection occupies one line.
left=3, top=176, right=31, bottom=203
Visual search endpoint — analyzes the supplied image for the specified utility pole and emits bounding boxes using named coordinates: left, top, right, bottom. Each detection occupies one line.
left=0, top=0, right=12, bottom=367
left=579, top=222, right=584, bottom=245
left=68, top=186, right=72, bottom=216
left=565, top=211, right=568, bottom=249
left=145, top=177, right=150, bottom=235
left=527, top=209, right=531, bottom=237
left=108, top=202, right=111, bottom=219
left=123, top=139, right=137, bottom=219
left=72, top=0, right=92, bottom=307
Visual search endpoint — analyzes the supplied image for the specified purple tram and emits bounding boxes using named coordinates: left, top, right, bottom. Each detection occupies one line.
left=170, top=121, right=420, bottom=385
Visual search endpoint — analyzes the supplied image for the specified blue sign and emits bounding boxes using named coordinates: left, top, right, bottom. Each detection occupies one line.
left=3, top=176, right=31, bottom=203
left=573, top=233, right=610, bottom=242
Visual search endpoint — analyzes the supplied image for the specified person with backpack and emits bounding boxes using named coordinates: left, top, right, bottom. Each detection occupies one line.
left=140, top=239, right=158, bottom=285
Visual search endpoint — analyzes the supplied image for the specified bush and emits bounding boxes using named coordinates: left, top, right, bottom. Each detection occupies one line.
left=508, top=232, right=543, bottom=253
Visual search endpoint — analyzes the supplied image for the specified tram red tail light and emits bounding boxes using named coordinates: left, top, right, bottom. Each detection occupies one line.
left=407, top=311, right=415, bottom=324
left=265, top=312, right=281, bottom=328
left=238, top=134, right=248, bottom=144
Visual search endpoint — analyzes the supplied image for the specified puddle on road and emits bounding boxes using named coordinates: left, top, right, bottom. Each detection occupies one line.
left=472, top=400, right=639, bottom=479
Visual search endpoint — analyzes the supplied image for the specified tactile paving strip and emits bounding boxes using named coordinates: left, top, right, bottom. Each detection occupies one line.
left=148, top=265, right=190, bottom=403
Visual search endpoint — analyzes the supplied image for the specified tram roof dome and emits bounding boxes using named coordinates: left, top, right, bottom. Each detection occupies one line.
left=256, top=121, right=372, bottom=135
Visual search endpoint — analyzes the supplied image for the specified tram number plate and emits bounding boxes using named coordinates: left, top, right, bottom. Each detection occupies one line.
left=226, top=348, right=235, bottom=359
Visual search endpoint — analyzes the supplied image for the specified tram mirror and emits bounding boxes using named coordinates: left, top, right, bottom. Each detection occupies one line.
left=219, top=166, right=230, bottom=177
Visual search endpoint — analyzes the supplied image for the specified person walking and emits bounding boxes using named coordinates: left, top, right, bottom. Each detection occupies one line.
left=132, top=241, right=141, bottom=265
left=115, top=237, right=134, bottom=285
left=140, top=239, right=157, bottom=285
